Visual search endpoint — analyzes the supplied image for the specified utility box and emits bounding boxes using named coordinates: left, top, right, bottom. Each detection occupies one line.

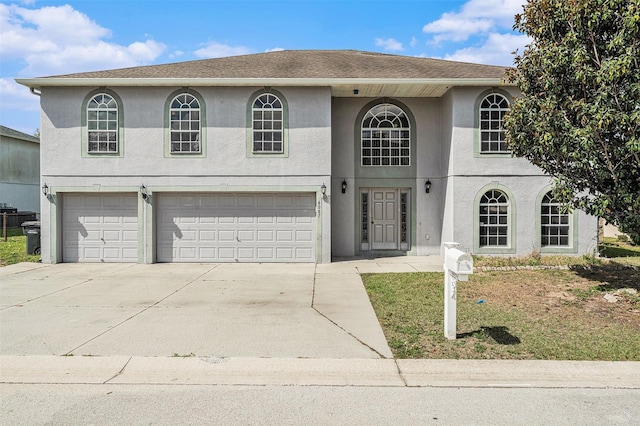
left=21, top=221, right=41, bottom=255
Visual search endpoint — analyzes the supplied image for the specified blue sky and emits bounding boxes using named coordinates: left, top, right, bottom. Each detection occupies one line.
left=0, top=0, right=528, bottom=134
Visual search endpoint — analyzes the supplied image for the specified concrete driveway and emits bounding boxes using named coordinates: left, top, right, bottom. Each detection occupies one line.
left=0, top=259, right=444, bottom=359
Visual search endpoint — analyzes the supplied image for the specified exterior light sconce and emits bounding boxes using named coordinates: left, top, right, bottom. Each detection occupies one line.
left=321, top=183, right=327, bottom=195
left=140, top=184, right=149, bottom=200
left=425, top=179, right=432, bottom=194
left=341, top=180, right=347, bottom=194
left=42, top=183, right=49, bottom=197
left=353, top=89, right=359, bottom=95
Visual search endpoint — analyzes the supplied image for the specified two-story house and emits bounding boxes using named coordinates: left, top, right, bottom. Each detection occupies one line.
left=16, top=50, right=598, bottom=264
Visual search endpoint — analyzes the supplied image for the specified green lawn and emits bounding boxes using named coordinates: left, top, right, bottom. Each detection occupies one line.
left=0, top=228, right=40, bottom=266
left=599, top=236, right=640, bottom=266
left=363, top=266, right=640, bottom=360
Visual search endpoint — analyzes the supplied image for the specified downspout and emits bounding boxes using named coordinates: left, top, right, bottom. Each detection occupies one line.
left=30, top=87, right=41, bottom=96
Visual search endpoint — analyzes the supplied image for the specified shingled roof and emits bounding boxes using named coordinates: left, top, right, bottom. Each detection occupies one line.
left=16, top=50, right=511, bottom=97
left=43, top=50, right=508, bottom=80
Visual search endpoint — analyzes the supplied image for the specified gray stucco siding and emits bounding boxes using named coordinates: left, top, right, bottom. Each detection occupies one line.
left=40, top=86, right=331, bottom=178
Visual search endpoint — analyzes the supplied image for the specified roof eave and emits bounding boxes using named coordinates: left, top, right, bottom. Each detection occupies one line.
left=16, top=77, right=508, bottom=90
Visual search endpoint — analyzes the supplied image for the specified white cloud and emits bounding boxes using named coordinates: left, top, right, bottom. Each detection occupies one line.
left=443, top=33, right=529, bottom=66
left=410, top=37, right=418, bottom=48
left=375, top=37, right=404, bottom=52
left=0, top=78, right=39, bottom=112
left=0, top=3, right=166, bottom=76
left=194, top=42, right=251, bottom=58
left=423, top=0, right=525, bottom=43
left=265, top=47, right=285, bottom=52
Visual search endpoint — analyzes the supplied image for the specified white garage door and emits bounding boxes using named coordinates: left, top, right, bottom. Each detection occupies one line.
left=157, top=193, right=316, bottom=263
left=62, top=193, right=138, bottom=262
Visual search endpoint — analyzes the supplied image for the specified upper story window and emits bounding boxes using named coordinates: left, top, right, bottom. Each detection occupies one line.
left=252, top=93, right=283, bottom=153
left=87, top=93, right=118, bottom=153
left=541, top=191, right=571, bottom=246
left=170, top=93, right=201, bottom=153
left=479, top=93, right=510, bottom=153
left=479, top=189, right=510, bottom=247
left=361, top=103, right=410, bottom=166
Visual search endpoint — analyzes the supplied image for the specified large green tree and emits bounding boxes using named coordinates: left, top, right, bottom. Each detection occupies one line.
left=505, top=0, right=640, bottom=243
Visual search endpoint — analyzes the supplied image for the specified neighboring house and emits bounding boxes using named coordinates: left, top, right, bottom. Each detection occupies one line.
left=0, top=125, right=40, bottom=214
left=16, top=50, right=598, bottom=264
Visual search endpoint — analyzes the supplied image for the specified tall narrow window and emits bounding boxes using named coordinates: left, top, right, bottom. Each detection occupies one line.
left=541, top=192, right=570, bottom=246
left=479, top=189, right=509, bottom=247
left=479, top=93, right=509, bottom=153
left=87, top=93, right=118, bottom=153
left=361, top=103, right=410, bottom=166
left=170, top=93, right=200, bottom=153
left=361, top=192, right=369, bottom=244
left=252, top=93, right=283, bottom=153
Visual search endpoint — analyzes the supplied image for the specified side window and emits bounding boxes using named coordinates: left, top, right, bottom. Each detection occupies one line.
left=87, top=93, right=119, bottom=153
left=479, top=189, right=509, bottom=247
left=479, top=93, right=510, bottom=153
left=541, top=191, right=571, bottom=247
left=252, top=93, right=283, bottom=153
left=170, top=93, right=201, bottom=153
left=361, top=103, right=410, bottom=166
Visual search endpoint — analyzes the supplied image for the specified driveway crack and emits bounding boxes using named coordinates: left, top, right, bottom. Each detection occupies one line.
left=103, top=356, right=133, bottom=384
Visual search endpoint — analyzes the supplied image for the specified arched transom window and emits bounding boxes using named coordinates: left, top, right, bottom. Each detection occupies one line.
left=87, top=93, right=118, bottom=153
left=541, top=192, right=570, bottom=246
left=170, top=93, right=201, bottom=153
left=361, top=103, right=410, bottom=166
left=479, top=93, right=509, bottom=153
left=252, top=93, right=283, bottom=153
left=479, top=189, right=509, bottom=247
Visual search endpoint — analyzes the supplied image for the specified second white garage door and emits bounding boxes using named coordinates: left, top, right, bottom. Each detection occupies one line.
left=156, top=193, right=316, bottom=262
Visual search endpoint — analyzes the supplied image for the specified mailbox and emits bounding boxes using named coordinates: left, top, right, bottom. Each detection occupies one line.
left=445, top=248, right=473, bottom=280
left=442, top=243, right=474, bottom=339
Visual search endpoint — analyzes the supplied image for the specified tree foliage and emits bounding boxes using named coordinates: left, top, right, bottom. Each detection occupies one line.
left=505, top=0, right=640, bottom=243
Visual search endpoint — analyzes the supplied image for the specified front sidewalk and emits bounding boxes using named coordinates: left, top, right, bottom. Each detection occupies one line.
left=1, top=356, right=638, bottom=388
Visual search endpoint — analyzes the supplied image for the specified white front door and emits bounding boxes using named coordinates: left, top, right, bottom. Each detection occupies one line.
left=361, top=188, right=410, bottom=251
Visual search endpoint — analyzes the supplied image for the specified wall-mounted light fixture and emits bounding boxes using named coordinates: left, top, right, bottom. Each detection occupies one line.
left=425, top=179, right=432, bottom=194
left=140, top=184, right=148, bottom=200
left=353, top=89, right=359, bottom=95
left=321, top=183, right=327, bottom=195
left=42, top=183, right=49, bottom=197
left=341, top=180, right=347, bottom=194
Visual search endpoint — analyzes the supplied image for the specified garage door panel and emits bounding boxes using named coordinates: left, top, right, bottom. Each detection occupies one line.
left=257, top=230, right=274, bottom=241
left=295, top=247, right=314, bottom=260
left=238, top=230, right=255, bottom=241
left=296, top=230, right=313, bottom=242
left=199, top=247, right=215, bottom=258
left=218, top=230, right=235, bottom=241
left=63, top=193, right=138, bottom=263
left=218, top=247, right=235, bottom=260
left=199, top=230, right=216, bottom=241
left=277, top=230, right=293, bottom=241
left=157, top=193, right=316, bottom=263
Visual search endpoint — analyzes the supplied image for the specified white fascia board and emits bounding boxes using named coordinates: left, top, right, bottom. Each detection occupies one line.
left=15, top=77, right=507, bottom=89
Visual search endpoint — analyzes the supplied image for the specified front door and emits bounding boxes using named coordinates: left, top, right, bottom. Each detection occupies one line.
left=361, top=188, right=410, bottom=251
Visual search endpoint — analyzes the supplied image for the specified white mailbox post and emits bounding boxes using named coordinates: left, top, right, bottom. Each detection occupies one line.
left=442, top=242, right=474, bottom=340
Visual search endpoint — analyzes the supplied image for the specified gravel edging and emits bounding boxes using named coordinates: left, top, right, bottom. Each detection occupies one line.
left=475, top=264, right=640, bottom=272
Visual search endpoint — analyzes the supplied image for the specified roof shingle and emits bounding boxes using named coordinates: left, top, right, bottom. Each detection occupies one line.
left=41, top=50, right=508, bottom=80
